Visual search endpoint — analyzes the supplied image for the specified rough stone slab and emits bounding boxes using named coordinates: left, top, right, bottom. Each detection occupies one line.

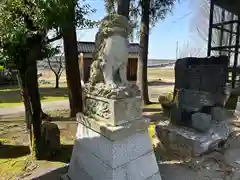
left=156, top=121, right=232, bottom=157
left=191, top=112, right=212, bottom=132
left=67, top=141, right=161, bottom=180
left=76, top=112, right=149, bottom=141
left=83, top=94, right=142, bottom=126
left=211, top=107, right=229, bottom=121
left=75, top=122, right=152, bottom=168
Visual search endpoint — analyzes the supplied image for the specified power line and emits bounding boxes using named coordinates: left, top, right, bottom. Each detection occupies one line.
left=171, top=11, right=193, bottom=24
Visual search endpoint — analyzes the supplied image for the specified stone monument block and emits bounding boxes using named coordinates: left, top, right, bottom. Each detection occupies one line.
left=83, top=94, right=142, bottom=126
left=175, top=56, right=229, bottom=94
left=172, top=56, right=230, bottom=130
left=41, top=122, right=61, bottom=155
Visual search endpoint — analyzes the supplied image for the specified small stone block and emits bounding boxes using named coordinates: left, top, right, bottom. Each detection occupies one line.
left=41, top=122, right=61, bottom=154
left=211, top=107, right=228, bottom=121
left=83, top=94, right=142, bottom=126
left=192, top=112, right=212, bottom=132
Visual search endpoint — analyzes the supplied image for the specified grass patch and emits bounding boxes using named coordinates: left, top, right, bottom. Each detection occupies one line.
left=0, top=155, right=35, bottom=180
left=0, top=111, right=74, bottom=179
left=0, top=87, right=69, bottom=108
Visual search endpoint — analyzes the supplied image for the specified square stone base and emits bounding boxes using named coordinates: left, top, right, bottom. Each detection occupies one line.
left=64, top=115, right=162, bottom=180
left=156, top=121, right=231, bottom=157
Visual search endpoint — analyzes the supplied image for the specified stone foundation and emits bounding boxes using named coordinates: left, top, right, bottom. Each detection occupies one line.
left=156, top=121, right=231, bottom=157
left=63, top=113, right=162, bottom=180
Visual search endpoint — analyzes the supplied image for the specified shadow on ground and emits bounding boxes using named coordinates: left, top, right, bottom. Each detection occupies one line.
left=45, top=145, right=73, bottom=164
left=0, top=87, right=68, bottom=105
left=148, top=81, right=174, bottom=86
left=0, top=144, right=30, bottom=158
left=33, top=166, right=68, bottom=180
left=143, top=107, right=162, bottom=113
left=144, top=112, right=169, bottom=122
left=49, top=117, right=75, bottom=122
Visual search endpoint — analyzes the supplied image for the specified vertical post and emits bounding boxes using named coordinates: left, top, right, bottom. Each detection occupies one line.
left=228, top=13, right=234, bottom=58
left=79, top=53, right=84, bottom=85
left=232, top=16, right=240, bottom=88
left=219, top=9, right=225, bottom=56
left=207, top=1, right=214, bottom=57
left=228, top=13, right=234, bottom=82
left=176, top=41, right=179, bottom=59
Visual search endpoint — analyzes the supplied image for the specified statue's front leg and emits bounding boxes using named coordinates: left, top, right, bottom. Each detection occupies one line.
left=103, top=65, right=117, bottom=89
left=119, top=64, right=128, bottom=85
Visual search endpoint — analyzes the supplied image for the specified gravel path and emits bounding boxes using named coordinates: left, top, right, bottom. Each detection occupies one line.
left=0, top=100, right=69, bottom=118
left=0, top=85, right=174, bottom=118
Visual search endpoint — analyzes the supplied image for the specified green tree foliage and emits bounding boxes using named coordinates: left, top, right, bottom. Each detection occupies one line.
left=0, top=0, right=96, bottom=159
left=104, top=0, right=177, bottom=104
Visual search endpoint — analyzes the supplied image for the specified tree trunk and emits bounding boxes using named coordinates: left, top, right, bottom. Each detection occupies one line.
left=137, top=0, right=151, bottom=105
left=17, top=59, right=42, bottom=159
left=26, top=61, right=42, bottom=159
left=55, top=73, right=59, bottom=89
left=16, top=72, right=33, bottom=151
left=62, top=1, right=83, bottom=117
left=117, top=0, right=130, bottom=18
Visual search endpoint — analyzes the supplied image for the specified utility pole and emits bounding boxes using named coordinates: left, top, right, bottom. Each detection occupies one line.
left=176, top=41, right=179, bottom=59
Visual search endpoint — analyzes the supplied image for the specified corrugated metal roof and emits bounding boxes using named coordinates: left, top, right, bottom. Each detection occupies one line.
left=77, top=41, right=140, bottom=54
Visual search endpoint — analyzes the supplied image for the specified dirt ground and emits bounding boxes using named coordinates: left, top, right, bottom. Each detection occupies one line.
left=2, top=108, right=240, bottom=180
left=2, top=67, right=240, bottom=179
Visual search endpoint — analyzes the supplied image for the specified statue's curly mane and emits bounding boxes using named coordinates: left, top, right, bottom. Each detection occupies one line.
left=88, top=14, right=132, bottom=86
left=92, top=14, right=131, bottom=62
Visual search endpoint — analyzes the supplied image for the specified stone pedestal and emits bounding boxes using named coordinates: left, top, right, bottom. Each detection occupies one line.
left=63, top=95, right=162, bottom=180
left=156, top=121, right=231, bottom=157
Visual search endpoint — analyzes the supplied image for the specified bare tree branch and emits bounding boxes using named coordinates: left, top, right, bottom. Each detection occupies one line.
left=44, top=51, right=65, bottom=88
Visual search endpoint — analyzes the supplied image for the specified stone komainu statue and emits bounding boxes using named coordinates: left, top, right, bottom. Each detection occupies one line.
left=88, top=14, right=132, bottom=89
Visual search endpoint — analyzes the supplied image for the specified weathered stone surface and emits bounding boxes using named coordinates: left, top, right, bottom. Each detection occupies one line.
left=192, top=112, right=212, bottom=132
left=41, top=122, right=61, bottom=155
left=75, top=124, right=152, bottom=168
left=68, top=143, right=160, bottom=180
left=211, top=107, right=228, bottom=121
left=156, top=121, right=231, bottom=157
left=175, top=56, right=229, bottom=93
left=87, top=14, right=132, bottom=90
left=84, top=83, right=141, bottom=99
left=178, top=89, right=228, bottom=112
left=76, top=113, right=149, bottom=141
left=173, top=56, right=229, bottom=127
left=66, top=120, right=161, bottom=180
left=169, top=104, right=182, bottom=125
left=83, top=94, right=142, bottom=126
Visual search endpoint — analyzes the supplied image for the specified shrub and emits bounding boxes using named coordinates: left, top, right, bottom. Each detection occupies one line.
left=0, top=66, right=4, bottom=71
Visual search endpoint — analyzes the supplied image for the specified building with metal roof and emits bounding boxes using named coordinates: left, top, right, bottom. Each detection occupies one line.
left=77, top=41, right=140, bottom=54
left=78, top=41, right=140, bottom=82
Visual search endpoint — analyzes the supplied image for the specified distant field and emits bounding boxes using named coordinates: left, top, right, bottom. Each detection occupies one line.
left=148, top=68, right=174, bottom=82
left=38, top=67, right=175, bottom=83
left=0, top=67, right=175, bottom=108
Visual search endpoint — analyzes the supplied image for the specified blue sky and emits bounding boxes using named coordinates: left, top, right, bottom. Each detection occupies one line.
left=76, top=0, right=206, bottom=60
